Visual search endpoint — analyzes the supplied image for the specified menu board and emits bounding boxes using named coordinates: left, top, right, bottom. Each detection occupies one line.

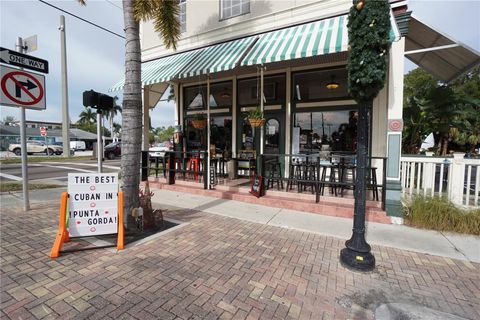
left=250, top=175, right=264, bottom=198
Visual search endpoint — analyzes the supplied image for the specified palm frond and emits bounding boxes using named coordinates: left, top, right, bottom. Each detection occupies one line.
left=133, top=0, right=157, bottom=21
left=153, top=0, right=181, bottom=50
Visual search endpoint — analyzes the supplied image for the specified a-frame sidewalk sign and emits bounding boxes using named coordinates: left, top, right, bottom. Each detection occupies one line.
left=50, top=173, right=124, bottom=258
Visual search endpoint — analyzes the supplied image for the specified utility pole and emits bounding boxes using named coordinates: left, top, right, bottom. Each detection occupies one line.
left=60, top=15, right=70, bottom=157
left=16, top=37, right=30, bottom=211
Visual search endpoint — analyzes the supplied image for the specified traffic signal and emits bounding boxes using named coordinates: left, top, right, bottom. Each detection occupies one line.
left=82, top=90, right=114, bottom=110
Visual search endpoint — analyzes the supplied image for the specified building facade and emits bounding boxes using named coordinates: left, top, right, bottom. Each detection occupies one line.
left=110, top=0, right=479, bottom=218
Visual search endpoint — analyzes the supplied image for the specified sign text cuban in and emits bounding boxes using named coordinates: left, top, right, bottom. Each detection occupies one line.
left=68, top=173, right=119, bottom=237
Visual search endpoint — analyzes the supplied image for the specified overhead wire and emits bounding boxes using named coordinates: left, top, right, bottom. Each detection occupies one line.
left=37, top=0, right=125, bottom=39
left=105, top=0, right=122, bottom=10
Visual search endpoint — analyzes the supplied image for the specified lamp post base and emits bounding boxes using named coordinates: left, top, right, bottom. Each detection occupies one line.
left=340, top=247, right=375, bottom=272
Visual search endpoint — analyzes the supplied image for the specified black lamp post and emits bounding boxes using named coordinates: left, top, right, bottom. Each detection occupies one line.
left=340, top=102, right=375, bottom=271
left=340, top=0, right=392, bottom=272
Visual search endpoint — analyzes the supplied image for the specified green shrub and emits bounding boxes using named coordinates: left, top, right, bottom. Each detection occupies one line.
left=404, top=196, right=480, bottom=235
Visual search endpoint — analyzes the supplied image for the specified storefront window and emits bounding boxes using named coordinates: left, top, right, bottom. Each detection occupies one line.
left=293, top=110, right=358, bottom=153
left=184, top=116, right=232, bottom=154
left=210, top=116, right=232, bottom=156
left=184, top=81, right=232, bottom=111
left=238, top=74, right=286, bottom=107
left=293, top=68, right=349, bottom=102
left=239, top=117, right=255, bottom=152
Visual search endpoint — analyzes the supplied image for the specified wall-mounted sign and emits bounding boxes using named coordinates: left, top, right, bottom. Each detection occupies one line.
left=388, top=119, right=403, bottom=132
left=67, top=173, right=119, bottom=237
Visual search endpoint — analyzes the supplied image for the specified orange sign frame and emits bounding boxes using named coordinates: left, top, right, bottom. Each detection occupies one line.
left=50, top=191, right=124, bottom=258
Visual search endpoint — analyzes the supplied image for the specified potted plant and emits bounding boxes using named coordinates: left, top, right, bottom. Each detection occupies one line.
left=191, top=113, right=207, bottom=129
left=245, top=107, right=265, bottom=127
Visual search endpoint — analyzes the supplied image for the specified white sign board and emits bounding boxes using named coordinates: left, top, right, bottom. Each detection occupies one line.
left=68, top=173, right=119, bottom=237
left=0, top=65, right=46, bottom=109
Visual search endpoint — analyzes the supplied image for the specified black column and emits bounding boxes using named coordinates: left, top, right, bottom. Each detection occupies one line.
left=340, top=102, right=375, bottom=271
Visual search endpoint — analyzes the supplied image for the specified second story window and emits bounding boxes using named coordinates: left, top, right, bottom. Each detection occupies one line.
left=220, top=0, right=250, bottom=20
left=179, top=0, right=186, bottom=33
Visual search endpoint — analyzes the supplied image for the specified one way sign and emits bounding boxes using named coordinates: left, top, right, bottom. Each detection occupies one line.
left=0, top=65, right=46, bottom=110
left=0, top=47, right=49, bottom=74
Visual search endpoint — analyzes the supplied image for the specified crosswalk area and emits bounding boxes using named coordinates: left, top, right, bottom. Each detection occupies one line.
left=0, top=160, right=121, bottom=184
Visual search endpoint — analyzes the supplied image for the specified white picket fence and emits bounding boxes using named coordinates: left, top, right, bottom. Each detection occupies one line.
left=400, top=153, right=480, bottom=208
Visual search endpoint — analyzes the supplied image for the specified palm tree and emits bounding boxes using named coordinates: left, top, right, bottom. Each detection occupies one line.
left=78, top=0, right=180, bottom=228
left=105, top=96, right=122, bottom=138
left=77, top=107, right=96, bottom=124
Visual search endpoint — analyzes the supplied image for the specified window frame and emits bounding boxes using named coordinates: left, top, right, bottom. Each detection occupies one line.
left=178, top=0, right=186, bottom=33
left=219, top=0, right=250, bottom=21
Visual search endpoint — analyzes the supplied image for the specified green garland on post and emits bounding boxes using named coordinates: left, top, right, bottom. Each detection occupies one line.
left=347, top=0, right=392, bottom=103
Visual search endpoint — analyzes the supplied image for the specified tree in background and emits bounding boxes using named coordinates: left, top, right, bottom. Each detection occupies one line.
left=77, top=107, right=96, bottom=124
left=77, top=107, right=111, bottom=137
left=105, top=96, right=122, bottom=138
left=403, top=67, right=480, bottom=155
left=1, top=116, right=18, bottom=126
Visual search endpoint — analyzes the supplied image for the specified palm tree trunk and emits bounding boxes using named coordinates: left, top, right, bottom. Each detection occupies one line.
left=121, top=0, right=142, bottom=229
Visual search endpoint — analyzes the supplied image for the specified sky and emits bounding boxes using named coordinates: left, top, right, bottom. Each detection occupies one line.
left=1, top=0, right=479, bottom=129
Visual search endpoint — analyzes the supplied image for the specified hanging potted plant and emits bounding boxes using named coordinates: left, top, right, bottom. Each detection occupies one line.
left=191, top=113, right=207, bottom=129
left=245, top=107, right=265, bottom=127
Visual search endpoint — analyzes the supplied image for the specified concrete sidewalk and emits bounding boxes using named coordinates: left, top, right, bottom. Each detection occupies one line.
left=151, top=189, right=480, bottom=263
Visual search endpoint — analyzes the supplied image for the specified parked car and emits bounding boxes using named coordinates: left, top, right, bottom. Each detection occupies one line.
left=70, top=140, right=86, bottom=151
left=54, top=142, right=75, bottom=156
left=149, top=141, right=173, bottom=160
left=104, top=142, right=121, bottom=160
left=8, top=140, right=63, bottom=156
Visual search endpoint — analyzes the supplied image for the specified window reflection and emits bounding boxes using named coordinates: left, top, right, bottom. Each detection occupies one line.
left=184, top=81, right=232, bottom=110
left=294, top=110, right=357, bottom=153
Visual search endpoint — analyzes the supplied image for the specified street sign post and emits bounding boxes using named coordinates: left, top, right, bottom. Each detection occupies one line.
left=0, top=46, right=48, bottom=73
left=0, top=65, right=46, bottom=110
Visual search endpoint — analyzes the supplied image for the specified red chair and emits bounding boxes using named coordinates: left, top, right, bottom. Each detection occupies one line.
left=187, top=157, right=200, bottom=182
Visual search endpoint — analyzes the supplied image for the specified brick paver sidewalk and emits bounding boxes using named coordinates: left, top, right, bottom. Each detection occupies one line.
left=1, top=203, right=479, bottom=319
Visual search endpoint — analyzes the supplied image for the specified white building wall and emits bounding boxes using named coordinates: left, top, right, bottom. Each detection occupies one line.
left=141, top=0, right=351, bottom=61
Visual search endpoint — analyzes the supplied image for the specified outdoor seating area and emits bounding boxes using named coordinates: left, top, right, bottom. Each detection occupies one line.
left=147, top=151, right=386, bottom=206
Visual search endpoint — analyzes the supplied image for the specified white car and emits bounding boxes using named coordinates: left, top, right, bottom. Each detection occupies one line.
left=8, top=140, right=63, bottom=156
left=149, top=142, right=172, bottom=160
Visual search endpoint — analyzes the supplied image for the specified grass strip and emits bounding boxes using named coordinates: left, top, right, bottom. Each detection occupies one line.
left=404, top=196, right=480, bottom=235
left=0, top=182, right=64, bottom=193
left=0, top=156, right=93, bottom=164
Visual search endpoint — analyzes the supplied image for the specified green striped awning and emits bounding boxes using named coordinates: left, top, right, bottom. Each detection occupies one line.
left=178, top=36, right=257, bottom=79
left=241, top=13, right=399, bottom=66
left=109, top=48, right=202, bottom=92
left=241, top=15, right=348, bottom=66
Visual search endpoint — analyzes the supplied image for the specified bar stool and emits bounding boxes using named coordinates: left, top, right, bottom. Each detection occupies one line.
left=337, top=155, right=355, bottom=197
left=267, top=161, right=284, bottom=190
left=187, top=157, right=200, bottom=182
left=287, top=162, right=303, bottom=191
left=367, top=166, right=380, bottom=201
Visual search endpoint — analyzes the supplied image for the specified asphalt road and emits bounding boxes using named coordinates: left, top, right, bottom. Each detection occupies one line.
left=0, top=159, right=121, bottom=184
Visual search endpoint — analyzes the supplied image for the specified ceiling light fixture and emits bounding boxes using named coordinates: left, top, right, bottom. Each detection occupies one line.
left=220, top=88, right=231, bottom=99
left=326, top=75, right=340, bottom=90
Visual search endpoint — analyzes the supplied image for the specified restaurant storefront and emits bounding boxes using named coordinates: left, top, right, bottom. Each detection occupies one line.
left=110, top=5, right=479, bottom=219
